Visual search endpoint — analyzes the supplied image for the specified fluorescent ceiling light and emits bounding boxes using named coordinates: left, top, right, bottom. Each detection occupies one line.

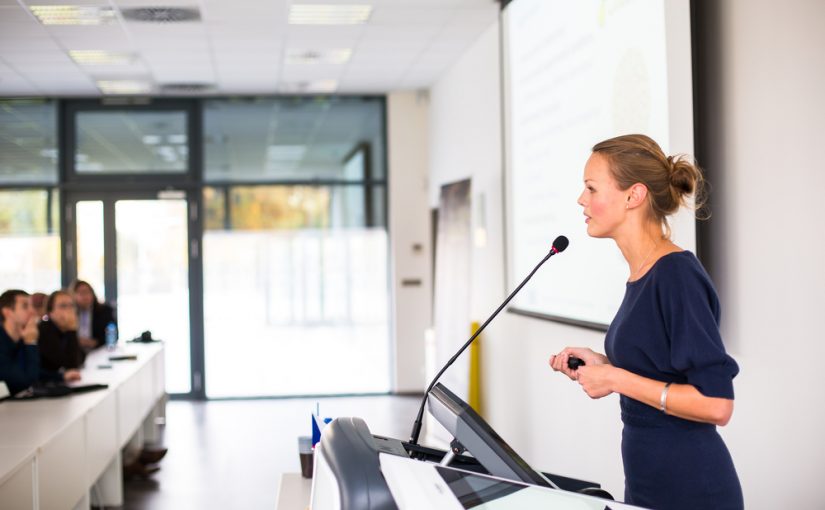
left=280, top=79, right=339, bottom=94
left=30, top=5, right=117, bottom=26
left=96, top=80, right=151, bottom=95
left=307, top=79, right=338, bottom=93
left=286, top=48, right=352, bottom=65
left=288, top=4, right=372, bottom=25
left=69, top=50, right=137, bottom=66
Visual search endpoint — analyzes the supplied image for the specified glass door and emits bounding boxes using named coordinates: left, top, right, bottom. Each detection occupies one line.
left=68, top=193, right=197, bottom=396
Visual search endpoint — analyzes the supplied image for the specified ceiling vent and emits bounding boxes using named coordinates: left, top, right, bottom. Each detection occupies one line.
left=160, top=83, right=215, bottom=95
left=121, top=7, right=201, bottom=23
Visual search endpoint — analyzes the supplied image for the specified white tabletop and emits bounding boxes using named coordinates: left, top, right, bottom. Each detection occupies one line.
left=0, top=447, right=35, bottom=485
left=0, top=343, right=162, bottom=449
left=276, top=473, right=312, bottom=510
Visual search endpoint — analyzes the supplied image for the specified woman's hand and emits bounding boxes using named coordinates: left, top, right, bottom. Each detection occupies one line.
left=78, top=336, right=97, bottom=350
left=576, top=365, right=617, bottom=399
left=63, top=369, right=82, bottom=383
left=548, top=347, right=610, bottom=381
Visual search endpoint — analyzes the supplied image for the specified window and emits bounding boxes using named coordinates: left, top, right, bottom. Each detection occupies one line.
left=74, top=110, right=188, bottom=174
left=201, top=96, right=389, bottom=397
left=0, top=189, right=61, bottom=292
left=204, top=97, right=385, bottom=182
left=0, top=99, right=58, bottom=184
left=202, top=185, right=390, bottom=397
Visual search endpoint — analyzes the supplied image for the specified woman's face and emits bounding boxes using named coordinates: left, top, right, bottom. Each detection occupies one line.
left=577, top=152, right=628, bottom=239
left=74, top=285, right=94, bottom=310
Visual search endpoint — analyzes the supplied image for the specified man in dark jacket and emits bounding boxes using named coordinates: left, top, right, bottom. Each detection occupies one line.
left=0, top=289, right=40, bottom=395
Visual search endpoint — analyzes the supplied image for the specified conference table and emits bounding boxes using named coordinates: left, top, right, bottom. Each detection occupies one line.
left=0, top=343, right=165, bottom=510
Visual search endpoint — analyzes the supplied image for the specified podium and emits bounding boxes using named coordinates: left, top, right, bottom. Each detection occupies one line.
left=308, top=383, right=645, bottom=509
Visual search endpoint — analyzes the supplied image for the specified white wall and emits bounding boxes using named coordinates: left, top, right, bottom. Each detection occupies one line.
left=429, top=23, right=506, bottom=323
left=427, top=1, right=825, bottom=506
left=696, top=1, right=825, bottom=507
left=387, top=91, right=432, bottom=393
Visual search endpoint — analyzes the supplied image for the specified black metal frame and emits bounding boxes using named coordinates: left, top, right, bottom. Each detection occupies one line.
left=61, top=98, right=200, bottom=187
left=59, top=97, right=206, bottom=398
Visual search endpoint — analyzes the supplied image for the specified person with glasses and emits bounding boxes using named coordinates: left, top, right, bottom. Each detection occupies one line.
left=38, top=290, right=83, bottom=383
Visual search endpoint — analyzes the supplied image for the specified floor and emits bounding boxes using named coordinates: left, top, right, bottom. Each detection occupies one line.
left=122, top=395, right=421, bottom=510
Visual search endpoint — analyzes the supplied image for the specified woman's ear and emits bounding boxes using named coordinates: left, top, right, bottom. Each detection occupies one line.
left=626, top=183, right=648, bottom=210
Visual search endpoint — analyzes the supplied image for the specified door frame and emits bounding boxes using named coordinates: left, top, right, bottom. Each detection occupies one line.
left=63, top=189, right=205, bottom=399
left=59, top=97, right=205, bottom=399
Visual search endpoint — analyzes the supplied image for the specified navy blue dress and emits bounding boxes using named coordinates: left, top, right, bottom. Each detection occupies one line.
left=604, top=251, right=743, bottom=510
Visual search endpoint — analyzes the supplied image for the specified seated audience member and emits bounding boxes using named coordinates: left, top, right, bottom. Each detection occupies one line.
left=38, top=290, right=82, bottom=383
left=0, top=289, right=40, bottom=394
left=72, top=280, right=116, bottom=351
left=31, top=292, right=48, bottom=321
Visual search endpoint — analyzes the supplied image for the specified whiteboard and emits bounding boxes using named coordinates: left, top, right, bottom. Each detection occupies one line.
left=502, top=0, right=696, bottom=329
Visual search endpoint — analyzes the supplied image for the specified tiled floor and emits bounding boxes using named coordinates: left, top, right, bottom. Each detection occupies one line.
left=123, top=395, right=421, bottom=509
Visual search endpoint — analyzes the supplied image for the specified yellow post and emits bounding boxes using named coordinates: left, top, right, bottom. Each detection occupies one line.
left=468, top=321, right=482, bottom=416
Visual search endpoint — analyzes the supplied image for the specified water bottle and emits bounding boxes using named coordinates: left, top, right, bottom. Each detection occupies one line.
left=105, top=322, right=118, bottom=351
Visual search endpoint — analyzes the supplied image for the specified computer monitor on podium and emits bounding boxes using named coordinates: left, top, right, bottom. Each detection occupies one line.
left=427, top=383, right=554, bottom=489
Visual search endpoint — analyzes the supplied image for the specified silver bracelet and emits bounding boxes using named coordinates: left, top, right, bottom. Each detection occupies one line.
left=659, top=382, right=672, bottom=412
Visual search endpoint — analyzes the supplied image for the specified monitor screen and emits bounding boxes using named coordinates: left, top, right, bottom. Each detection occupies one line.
left=428, top=383, right=552, bottom=488
left=436, top=466, right=620, bottom=510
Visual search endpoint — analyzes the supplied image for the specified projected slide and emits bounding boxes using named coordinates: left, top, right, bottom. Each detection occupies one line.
left=503, top=0, right=695, bottom=328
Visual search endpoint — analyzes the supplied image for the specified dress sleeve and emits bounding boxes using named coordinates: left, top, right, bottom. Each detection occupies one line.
left=658, top=260, right=739, bottom=399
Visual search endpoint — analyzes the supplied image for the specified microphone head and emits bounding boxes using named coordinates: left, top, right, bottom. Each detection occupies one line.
left=552, top=235, right=569, bottom=253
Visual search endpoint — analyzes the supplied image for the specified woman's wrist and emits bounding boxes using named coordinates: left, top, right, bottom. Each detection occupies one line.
left=608, top=366, right=626, bottom=394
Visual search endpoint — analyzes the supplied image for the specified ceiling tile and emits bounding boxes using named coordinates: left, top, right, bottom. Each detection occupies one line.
left=0, top=5, right=39, bottom=24
left=202, top=2, right=287, bottom=23
left=368, top=6, right=453, bottom=26
left=2, top=52, right=75, bottom=66
left=0, top=37, right=62, bottom=52
left=79, top=62, right=150, bottom=76
left=285, top=26, right=365, bottom=45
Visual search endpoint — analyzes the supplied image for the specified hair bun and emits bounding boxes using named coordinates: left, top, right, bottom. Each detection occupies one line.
left=668, top=155, right=696, bottom=197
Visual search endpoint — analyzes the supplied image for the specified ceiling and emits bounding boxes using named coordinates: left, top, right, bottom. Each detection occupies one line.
left=0, top=0, right=500, bottom=97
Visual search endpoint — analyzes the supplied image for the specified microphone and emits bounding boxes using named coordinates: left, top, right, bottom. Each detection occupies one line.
left=407, top=235, right=569, bottom=446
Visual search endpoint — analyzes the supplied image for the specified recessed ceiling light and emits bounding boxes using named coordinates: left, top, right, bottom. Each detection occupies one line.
left=96, top=80, right=152, bottom=95
left=69, top=50, right=137, bottom=66
left=288, top=4, right=372, bottom=25
left=159, top=83, right=216, bottom=95
left=285, top=49, right=352, bottom=65
left=280, top=79, right=339, bottom=94
left=29, top=5, right=117, bottom=26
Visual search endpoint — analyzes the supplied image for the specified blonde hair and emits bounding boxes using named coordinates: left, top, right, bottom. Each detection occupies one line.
left=592, top=134, right=707, bottom=238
